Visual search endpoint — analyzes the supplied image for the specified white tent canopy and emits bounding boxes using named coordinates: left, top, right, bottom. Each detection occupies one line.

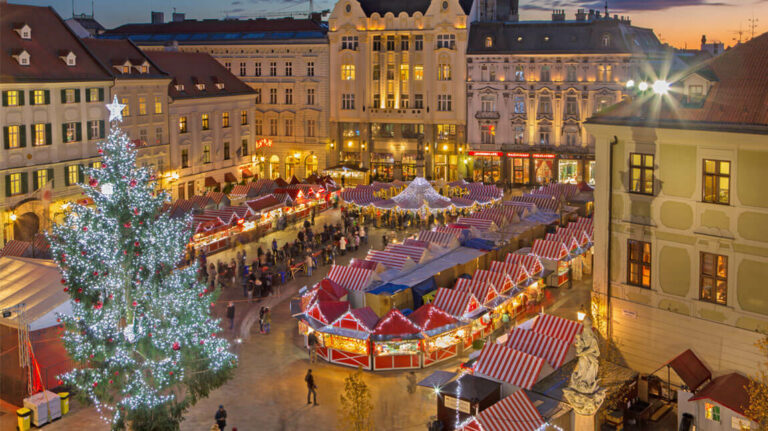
left=0, top=257, right=72, bottom=331
left=375, top=177, right=452, bottom=211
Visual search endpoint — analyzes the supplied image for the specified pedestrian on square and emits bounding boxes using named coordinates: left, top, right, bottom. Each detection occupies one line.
left=382, top=234, right=388, bottom=249
left=305, top=253, right=313, bottom=277
left=226, top=302, right=235, bottom=330
left=307, top=331, right=318, bottom=363
left=354, top=233, right=360, bottom=251
left=272, top=238, right=278, bottom=254
left=263, top=308, right=272, bottom=334
left=359, top=225, right=366, bottom=244
left=215, top=405, right=227, bottom=430
left=259, top=306, right=265, bottom=333
left=305, top=369, right=318, bottom=405
left=339, top=236, right=347, bottom=255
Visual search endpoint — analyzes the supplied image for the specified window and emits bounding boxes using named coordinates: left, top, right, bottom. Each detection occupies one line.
left=307, top=119, right=315, bottom=137
left=179, top=116, right=187, bottom=133
left=700, top=252, right=727, bottom=305
left=201, top=114, right=209, bottom=130
left=688, top=85, right=704, bottom=104
left=373, top=94, right=381, bottom=108
left=436, top=124, right=456, bottom=140
left=254, top=119, right=263, bottom=135
left=285, top=88, right=293, bottom=104
left=7, top=172, right=24, bottom=195
left=342, top=94, right=355, bottom=110
left=4, top=125, right=22, bottom=149
left=87, top=120, right=104, bottom=140
left=63, top=89, right=78, bottom=104
left=32, top=90, right=49, bottom=105
left=255, top=62, right=262, bottom=76
left=224, top=62, right=231, bottom=72
left=223, top=141, right=230, bottom=160
left=341, top=36, right=358, bottom=50
left=373, top=36, right=382, bottom=51
left=703, top=159, right=730, bottom=204
left=66, top=165, right=79, bottom=186
left=240, top=62, right=246, bottom=76
left=704, top=404, right=720, bottom=422
left=181, top=149, right=189, bottom=168
left=121, top=97, right=129, bottom=117
left=513, top=124, right=525, bottom=144
left=539, top=127, right=551, bottom=145
left=601, top=34, right=611, bottom=48
left=437, top=95, right=452, bottom=111
left=538, top=96, right=552, bottom=114
left=63, top=122, right=81, bottom=143
left=595, top=96, right=613, bottom=113
left=630, top=153, right=654, bottom=194
left=269, top=88, right=277, bottom=104
left=565, top=131, right=578, bottom=146
left=307, top=88, right=315, bottom=105
left=85, top=88, right=100, bottom=103
left=341, top=64, right=355, bottom=80
left=285, top=62, right=292, bottom=76
left=515, top=65, right=525, bottom=81
left=241, top=138, right=249, bottom=157
left=598, top=64, right=613, bottom=82
left=284, top=119, right=293, bottom=136
left=565, top=96, right=579, bottom=116
left=436, top=34, right=455, bottom=49
left=481, top=124, right=495, bottom=145
left=269, top=119, right=278, bottom=136
left=415, top=35, right=424, bottom=51
left=154, top=96, right=162, bottom=114
left=438, top=64, right=451, bottom=80
left=138, top=97, right=147, bottom=115
left=155, top=127, right=162, bottom=145
left=566, top=65, right=578, bottom=82
left=307, top=62, right=314, bottom=76
left=33, top=123, right=49, bottom=146
left=269, top=62, right=277, bottom=76
left=386, top=94, right=394, bottom=108
left=255, top=89, right=262, bottom=104
left=139, top=128, right=147, bottom=145
left=386, top=64, right=395, bottom=80
left=540, top=66, right=551, bottom=82
left=401, top=94, right=409, bottom=108
left=222, top=112, right=230, bottom=128
left=627, top=240, right=651, bottom=288
left=481, top=96, right=496, bottom=112
left=414, top=65, right=424, bottom=80
left=513, top=95, right=526, bottom=114
left=400, top=36, right=409, bottom=51
left=414, top=94, right=424, bottom=109
left=3, top=90, right=20, bottom=106
left=386, top=36, right=395, bottom=51
left=202, top=145, right=211, bottom=164
left=33, top=169, right=49, bottom=190
left=237, top=110, right=247, bottom=126
left=484, top=36, right=493, bottom=48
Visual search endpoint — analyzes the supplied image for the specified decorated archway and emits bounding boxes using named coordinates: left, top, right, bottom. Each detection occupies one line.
left=305, top=154, right=318, bottom=176
left=269, top=155, right=280, bottom=179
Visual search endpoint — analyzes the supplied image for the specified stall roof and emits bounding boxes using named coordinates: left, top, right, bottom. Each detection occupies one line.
left=306, top=301, right=349, bottom=325
left=0, top=257, right=72, bottom=331
left=388, top=247, right=485, bottom=288
left=506, top=328, right=571, bottom=369
left=531, top=314, right=583, bottom=345
left=458, top=390, right=545, bottom=431
left=432, top=288, right=483, bottom=320
left=367, top=283, right=409, bottom=296
left=667, top=349, right=712, bottom=392
left=417, top=370, right=458, bottom=389
left=327, top=265, right=378, bottom=292
left=475, top=343, right=545, bottom=389
left=408, top=303, right=457, bottom=331
left=316, top=278, right=348, bottom=300
left=329, top=306, right=379, bottom=334
left=372, top=308, right=421, bottom=336
left=440, top=373, right=500, bottom=400
left=690, top=373, right=752, bottom=419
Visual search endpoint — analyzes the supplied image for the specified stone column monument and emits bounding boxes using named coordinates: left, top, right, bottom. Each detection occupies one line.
left=563, top=316, right=606, bottom=431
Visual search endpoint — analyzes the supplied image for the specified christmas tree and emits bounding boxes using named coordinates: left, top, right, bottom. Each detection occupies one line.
left=48, top=97, right=237, bottom=430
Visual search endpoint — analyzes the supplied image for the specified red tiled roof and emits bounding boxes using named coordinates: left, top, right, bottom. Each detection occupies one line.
left=0, top=4, right=113, bottom=83
left=690, top=373, right=752, bottom=419
left=106, top=17, right=326, bottom=36
left=142, top=51, right=255, bottom=99
left=591, top=32, right=768, bottom=131
left=81, top=38, right=168, bottom=78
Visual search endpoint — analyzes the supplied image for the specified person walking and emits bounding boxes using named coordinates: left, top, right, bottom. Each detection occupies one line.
left=263, top=308, right=272, bottom=334
left=259, top=307, right=265, bottom=334
left=307, top=331, right=318, bottom=363
left=215, top=405, right=227, bottom=430
left=305, top=369, right=318, bottom=406
left=305, top=253, right=313, bottom=277
left=272, top=238, right=278, bottom=254
left=226, top=302, right=235, bottom=330
left=339, top=235, right=347, bottom=256
left=359, top=225, right=366, bottom=244
left=382, top=234, right=388, bottom=249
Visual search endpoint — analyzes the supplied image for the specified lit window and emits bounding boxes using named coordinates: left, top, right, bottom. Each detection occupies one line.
left=33, top=90, right=46, bottom=105
left=702, top=159, right=730, bottom=204
left=438, top=64, right=451, bottom=80
left=201, top=113, right=209, bottom=130
left=5, top=125, right=20, bottom=148
left=34, top=169, right=48, bottom=190
left=121, top=97, right=129, bottom=116
left=341, top=64, right=355, bottom=80
left=8, top=172, right=23, bottom=195
left=414, top=66, right=424, bottom=80
left=138, top=97, right=147, bottom=115
left=154, top=96, right=162, bottom=114
left=202, top=145, right=211, bottom=163
left=484, top=36, right=493, bottom=48
left=222, top=112, right=230, bottom=128
left=5, top=91, right=19, bottom=106
left=33, top=123, right=46, bottom=146
left=630, top=153, right=654, bottom=195
left=627, top=240, right=651, bottom=288
left=704, top=403, right=720, bottom=422
left=700, top=253, right=727, bottom=305
left=241, top=110, right=248, bottom=125
left=67, top=165, right=79, bottom=186
left=179, top=116, right=187, bottom=133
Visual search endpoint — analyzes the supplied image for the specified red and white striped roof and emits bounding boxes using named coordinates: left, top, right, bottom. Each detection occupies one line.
left=403, top=238, right=430, bottom=249
left=366, top=250, right=413, bottom=270
left=329, top=307, right=379, bottom=333
left=532, top=314, right=583, bottom=345
left=385, top=244, right=428, bottom=263
left=545, top=232, right=580, bottom=252
left=471, top=270, right=514, bottom=295
left=458, top=391, right=545, bottom=431
left=419, top=230, right=460, bottom=248
left=505, top=328, right=571, bottom=369
left=246, top=195, right=283, bottom=213
left=558, top=227, right=591, bottom=247
left=531, top=239, right=570, bottom=261
left=434, top=226, right=464, bottom=237
left=504, top=254, right=544, bottom=276
left=488, top=262, right=530, bottom=286
left=327, top=265, right=377, bottom=292
left=474, top=343, right=544, bottom=389
left=474, top=210, right=507, bottom=228
left=455, top=279, right=500, bottom=306
left=511, top=195, right=559, bottom=212
left=571, top=217, right=594, bottom=237
left=456, top=217, right=497, bottom=231
left=349, top=258, right=380, bottom=271
left=431, top=288, right=482, bottom=320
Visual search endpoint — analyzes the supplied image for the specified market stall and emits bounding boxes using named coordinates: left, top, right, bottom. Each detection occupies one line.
left=384, top=244, right=430, bottom=264
left=408, top=304, right=463, bottom=367
left=301, top=278, right=349, bottom=311
left=457, top=390, right=545, bottom=431
left=454, top=279, right=505, bottom=336
left=349, top=258, right=385, bottom=273
left=431, top=288, right=484, bottom=349
left=365, top=283, right=414, bottom=317
left=365, top=250, right=415, bottom=271
left=531, top=239, right=571, bottom=288
left=302, top=301, right=350, bottom=362
left=505, top=253, right=546, bottom=286
left=417, top=230, right=461, bottom=250
left=455, top=217, right=499, bottom=232
left=371, top=309, right=422, bottom=370
left=505, top=327, right=572, bottom=369
left=326, top=265, right=379, bottom=308
left=323, top=307, right=379, bottom=370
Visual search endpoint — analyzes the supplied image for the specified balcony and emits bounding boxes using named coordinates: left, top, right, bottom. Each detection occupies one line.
left=502, top=143, right=595, bottom=155
left=475, top=110, right=500, bottom=120
left=367, top=107, right=425, bottom=119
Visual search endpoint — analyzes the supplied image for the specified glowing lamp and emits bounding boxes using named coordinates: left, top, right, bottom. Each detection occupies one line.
left=638, top=82, right=649, bottom=91
left=626, top=79, right=635, bottom=88
left=577, top=304, right=587, bottom=321
left=442, top=144, right=448, bottom=151
left=294, top=152, right=301, bottom=159
left=652, top=80, right=670, bottom=95
left=9, top=213, right=17, bottom=222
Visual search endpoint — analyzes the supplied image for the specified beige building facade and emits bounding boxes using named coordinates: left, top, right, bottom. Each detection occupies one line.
left=327, top=0, right=471, bottom=181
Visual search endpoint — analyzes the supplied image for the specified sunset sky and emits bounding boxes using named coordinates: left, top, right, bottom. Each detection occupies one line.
left=13, top=0, right=768, bottom=49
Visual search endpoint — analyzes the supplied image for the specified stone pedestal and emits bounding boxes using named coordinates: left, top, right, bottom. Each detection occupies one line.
left=571, top=412, right=596, bottom=431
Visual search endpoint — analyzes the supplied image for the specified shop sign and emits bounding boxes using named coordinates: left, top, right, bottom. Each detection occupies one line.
left=255, top=138, right=273, bottom=149
left=506, top=152, right=530, bottom=158
left=444, top=396, right=472, bottom=414
left=468, top=151, right=503, bottom=157
left=622, top=309, right=638, bottom=319
left=532, top=153, right=556, bottom=159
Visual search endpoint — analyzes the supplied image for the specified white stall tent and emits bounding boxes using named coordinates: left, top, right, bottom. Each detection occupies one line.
left=0, top=256, right=71, bottom=331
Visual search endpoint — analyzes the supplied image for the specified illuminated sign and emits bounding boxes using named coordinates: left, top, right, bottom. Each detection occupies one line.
left=255, top=138, right=273, bottom=149
left=506, top=152, right=530, bottom=158
left=468, top=151, right=503, bottom=157
left=532, top=153, right=556, bottom=159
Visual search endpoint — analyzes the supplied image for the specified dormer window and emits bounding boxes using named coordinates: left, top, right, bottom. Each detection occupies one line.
left=484, top=36, right=493, bottom=48
left=13, top=50, right=30, bottom=66
left=136, top=62, right=149, bottom=74
left=196, top=83, right=206, bottom=91
left=175, top=84, right=184, bottom=91
left=60, top=51, right=76, bottom=67
left=14, top=24, right=31, bottom=40
left=601, top=34, right=611, bottom=47
left=117, top=60, right=132, bottom=74
left=215, top=82, right=225, bottom=90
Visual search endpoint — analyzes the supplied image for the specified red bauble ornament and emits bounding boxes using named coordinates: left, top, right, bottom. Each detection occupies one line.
left=108, top=338, right=113, bottom=342
left=148, top=332, right=152, bottom=337
left=132, top=301, right=138, bottom=307
left=199, top=340, right=204, bottom=345
left=124, top=222, right=132, bottom=228
left=198, top=292, right=204, bottom=298
left=108, top=294, right=113, bottom=300
left=129, top=179, right=137, bottom=187
left=135, top=251, right=140, bottom=256
left=63, top=287, right=69, bottom=292
left=109, top=379, right=113, bottom=384
left=134, top=241, right=139, bottom=247
left=172, top=342, right=180, bottom=351
left=210, top=302, right=215, bottom=307
left=211, top=333, right=216, bottom=337
left=88, top=178, right=98, bottom=187
left=114, top=371, right=119, bottom=376
left=97, top=148, right=103, bottom=154
left=89, top=354, right=94, bottom=359
left=58, top=380, right=64, bottom=386
left=81, top=251, right=87, bottom=256
left=60, top=278, right=66, bottom=284
left=169, top=371, right=173, bottom=376
left=93, top=382, right=98, bottom=387
left=93, top=271, right=99, bottom=276
left=77, top=288, right=83, bottom=293
left=94, top=302, right=102, bottom=310
left=57, top=318, right=61, bottom=323
left=82, top=226, right=88, bottom=232
left=75, top=298, right=80, bottom=303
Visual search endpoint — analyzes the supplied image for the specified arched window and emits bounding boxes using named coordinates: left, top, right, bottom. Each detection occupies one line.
left=285, top=155, right=299, bottom=179
left=269, top=155, right=280, bottom=179
left=305, top=155, right=318, bottom=176
left=484, top=36, right=493, bottom=48
left=601, top=34, right=611, bottom=47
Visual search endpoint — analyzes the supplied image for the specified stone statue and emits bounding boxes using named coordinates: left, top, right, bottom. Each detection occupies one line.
left=563, top=316, right=606, bottom=416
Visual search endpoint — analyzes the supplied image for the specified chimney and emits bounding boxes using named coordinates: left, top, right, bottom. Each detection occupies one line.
left=151, top=11, right=164, bottom=24
left=172, top=12, right=185, bottom=22
left=595, top=10, right=601, bottom=19
left=575, top=9, right=586, bottom=21
left=588, top=9, right=595, bottom=20
left=552, top=9, right=565, bottom=22
left=310, top=12, right=322, bottom=23
left=701, top=34, right=707, bottom=49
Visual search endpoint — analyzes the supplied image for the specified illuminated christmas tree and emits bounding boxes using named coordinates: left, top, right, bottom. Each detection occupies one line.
left=49, top=97, right=237, bottom=430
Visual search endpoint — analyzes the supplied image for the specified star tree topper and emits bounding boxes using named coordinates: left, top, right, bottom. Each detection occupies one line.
left=106, top=95, right=126, bottom=123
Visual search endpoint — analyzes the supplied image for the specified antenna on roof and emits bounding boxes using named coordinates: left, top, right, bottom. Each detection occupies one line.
left=72, top=0, right=75, bottom=17
left=604, top=0, right=608, bottom=17
left=91, top=0, right=94, bottom=17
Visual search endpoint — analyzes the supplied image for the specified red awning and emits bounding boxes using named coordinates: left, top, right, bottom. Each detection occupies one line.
left=224, top=172, right=237, bottom=183
left=667, top=349, right=711, bottom=392
left=690, top=373, right=752, bottom=419
left=204, top=177, right=219, bottom=188
left=241, top=168, right=253, bottom=178
left=372, top=309, right=421, bottom=336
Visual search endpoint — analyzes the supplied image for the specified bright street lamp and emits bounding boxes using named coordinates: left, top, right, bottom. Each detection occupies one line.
left=652, top=80, right=670, bottom=95
left=625, top=79, right=635, bottom=89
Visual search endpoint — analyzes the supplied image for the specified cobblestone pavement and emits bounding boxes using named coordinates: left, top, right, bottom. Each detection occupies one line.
left=0, top=208, right=599, bottom=431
